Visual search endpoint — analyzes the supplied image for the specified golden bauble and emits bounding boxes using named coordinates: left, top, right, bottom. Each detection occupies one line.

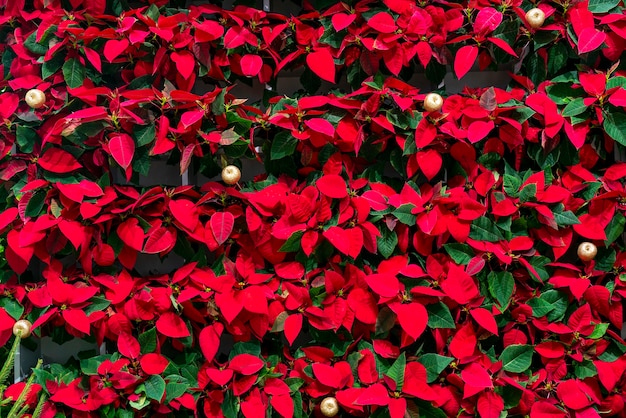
left=577, top=242, right=597, bottom=262
left=13, top=319, right=32, bottom=338
left=25, top=89, right=46, bottom=109
left=423, top=93, right=444, bottom=112
left=526, top=8, right=546, bottom=29
left=320, top=396, right=339, bottom=417
left=221, top=165, right=241, bottom=185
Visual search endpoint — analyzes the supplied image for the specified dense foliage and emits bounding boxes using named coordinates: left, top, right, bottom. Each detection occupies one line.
left=2, top=0, right=626, bottom=417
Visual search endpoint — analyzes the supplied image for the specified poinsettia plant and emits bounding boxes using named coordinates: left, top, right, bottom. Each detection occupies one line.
left=2, top=0, right=626, bottom=417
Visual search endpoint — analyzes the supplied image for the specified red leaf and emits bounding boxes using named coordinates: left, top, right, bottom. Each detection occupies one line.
left=332, top=13, right=356, bottom=31
left=416, top=149, right=442, bottom=180
left=477, top=391, right=504, bottom=418
left=104, top=39, right=129, bottom=62
left=304, top=118, right=335, bottom=136
left=535, top=341, right=565, bottom=359
left=83, top=47, right=102, bottom=72
left=109, top=134, right=135, bottom=170
left=306, top=49, right=336, bottom=83
left=38, top=147, right=82, bottom=173
left=454, top=45, right=478, bottom=79
left=143, top=227, right=175, bottom=254
left=556, top=379, right=592, bottom=410
left=210, top=211, right=235, bottom=245
left=117, top=218, right=144, bottom=251
left=156, top=312, right=190, bottom=338
left=573, top=214, right=607, bottom=240
left=467, top=120, right=494, bottom=143
left=284, top=313, right=302, bottom=346
left=171, top=50, right=196, bottom=79
left=470, top=308, right=499, bottom=335
left=0, top=207, right=17, bottom=232
left=367, top=12, right=397, bottom=33
left=180, top=144, right=196, bottom=175
left=393, top=302, right=427, bottom=341
left=181, top=109, right=205, bottom=128
left=169, top=199, right=198, bottom=230
left=312, top=363, right=342, bottom=388
left=415, top=41, right=432, bottom=68
left=473, top=8, right=502, bottom=35
left=578, top=28, right=606, bottom=54
left=461, top=363, right=492, bottom=389
left=347, top=288, right=378, bottom=325
left=441, top=264, right=479, bottom=304
left=487, top=37, right=518, bottom=57
left=449, top=323, right=476, bottom=359
left=323, top=226, right=350, bottom=255
left=365, top=274, right=400, bottom=298
left=58, top=220, right=85, bottom=250
left=240, top=54, right=263, bottom=77
left=270, top=393, right=294, bottom=418
left=140, top=353, right=169, bottom=375
left=199, top=323, right=224, bottom=363
left=63, top=308, right=91, bottom=335
left=530, top=402, right=567, bottom=418
left=316, top=174, right=347, bottom=198
left=354, top=383, right=389, bottom=406
left=117, top=332, right=140, bottom=358
left=229, top=354, right=264, bottom=375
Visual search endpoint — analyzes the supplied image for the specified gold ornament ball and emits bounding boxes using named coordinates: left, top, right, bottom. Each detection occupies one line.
left=577, top=242, right=597, bottom=262
left=320, top=397, right=339, bottom=417
left=25, top=88, right=46, bottom=109
left=526, top=8, right=546, bottom=29
left=13, top=319, right=32, bottom=338
left=221, top=165, right=241, bottom=185
left=423, top=93, right=444, bottom=112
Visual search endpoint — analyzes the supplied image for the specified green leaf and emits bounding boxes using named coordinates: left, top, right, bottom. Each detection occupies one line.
left=589, top=323, right=609, bottom=339
left=519, top=183, right=536, bottom=204
left=500, top=344, right=533, bottom=373
left=83, top=296, right=110, bottom=315
left=488, top=271, right=514, bottom=311
left=42, top=51, right=65, bottom=80
left=139, top=327, right=158, bottom=354
left=427, top=302, right=455, bottom=329
left=16, top=125, right=37, bottom=153
left=553, top=208, right=580, bottom=227
left=279, top=230, right=304, bottom=253
left=443, top=243, right=473, bottom=265
left=385, top=352, right=406, bottom=392
left=573, top=360, right=597, bottom=379
left=393, top=204, right=416, bottom=226
left=62, top=58, right=86, bottom=88
left=271, top=132, right=298, bottom=160
left=80, top=355, right=110, bottom=376
left=470, top=217, right=504, bottom=243
left=24, top=31, right=48, bottom=55
left=377, top=226, right=398, bottom=259
left=503, top=174, right=521, bottom=197
left=25, top=190, right=46, bottom=218
left=605, top=213, right=625, bottom=245
left=527, top=297, right=554, bottom=317
left=603, top=111, right=626, bottom=146
left=165, top=382, right=188, bottom=403
left=134, top=124, right=156, bottom=147
left=0, top=297, right=24, bottom=320
left=588, top=0, right=620, bottom=13
left=561, top=98, right=588, bottom=118
left=144, top=375, right=166, bottom=401
left=417, top=354, right=453, bottom=383
left=229, top=342, right=261, bottom=360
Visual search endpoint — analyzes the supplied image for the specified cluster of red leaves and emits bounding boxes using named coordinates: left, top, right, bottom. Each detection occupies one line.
left=2, top=0, right=626, bottom=417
